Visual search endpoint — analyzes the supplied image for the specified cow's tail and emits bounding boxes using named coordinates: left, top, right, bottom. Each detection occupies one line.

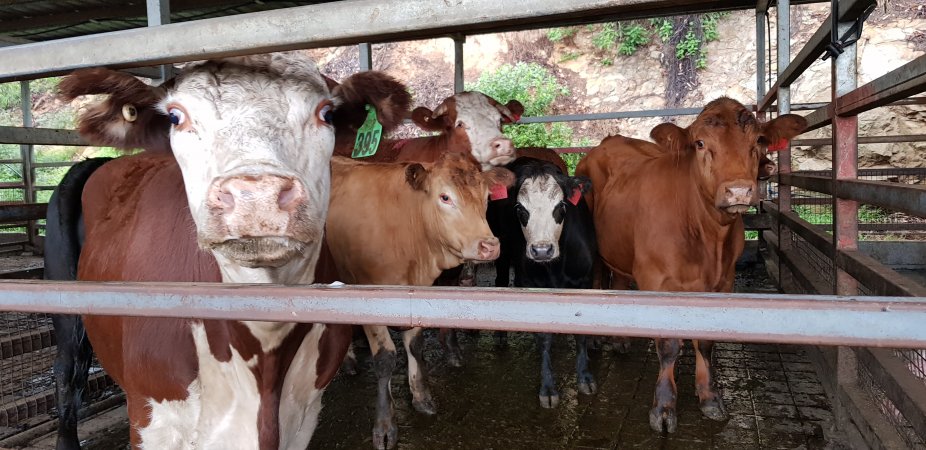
left=45, top=157, right=112, bottom=450
left=332, top=71, right=412, bottom=135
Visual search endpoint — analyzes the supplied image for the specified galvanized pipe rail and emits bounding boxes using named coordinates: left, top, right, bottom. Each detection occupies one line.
left=1, top=280, right=926, bottom=348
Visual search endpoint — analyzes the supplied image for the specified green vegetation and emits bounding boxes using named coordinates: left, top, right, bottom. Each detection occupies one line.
left=559, top=51, right=581, bottom=63
left=618, top=24, right=649, bottom=56
left=792, top=204, right=889, bottom=225
left=600, top=57, right=614, bottom=66
left=468, top=63, right=581, bottom=150
left=592, top=23, right=620, bottom=51
left=547, top=27, right=577, bottom=42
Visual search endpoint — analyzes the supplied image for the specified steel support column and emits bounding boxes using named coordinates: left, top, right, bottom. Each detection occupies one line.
left=146, top=0, right=171, bottom=82
left=453, top=34, right=465, bottom=93
left=18, top=82, right=35, bottom=251
left=358, top=43, right=373, bottom=71
left=776, top=0, right=794, bottom=289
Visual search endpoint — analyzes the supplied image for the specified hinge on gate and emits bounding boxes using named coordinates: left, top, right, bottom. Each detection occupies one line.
left=822, top=0, right=876, bottom=61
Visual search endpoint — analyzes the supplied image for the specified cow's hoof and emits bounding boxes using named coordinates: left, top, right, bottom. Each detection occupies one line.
left=578, top=379, right=598, bottom=396
left=412, top=397, right=437, bottom=415
left=649, top=406, right=678, bottom=433
left=372, top=421, right=398, bottom=450
left=699, top=398, right=728, bottom=421
left=539, top=390, right=561, bottom=408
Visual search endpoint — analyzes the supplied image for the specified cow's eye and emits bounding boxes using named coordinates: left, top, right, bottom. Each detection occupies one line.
left=695, top=140, right=705, bottom=149
left=319, top=103, right=334, bottom=124
left=122, top=104, right=138, bottom=122
left=440, top=193, right=452, bottom=204
left=167, top=107, right=186, bottom=127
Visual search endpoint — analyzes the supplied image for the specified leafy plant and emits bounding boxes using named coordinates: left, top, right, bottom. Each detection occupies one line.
left=600, top=57, right=614, bottom=66
left=559, top=51, right=581, bottom=63
left=618, top=24, right=649, bottom=56
left=592, top=23, right=620, bottom=51
left=653, top=18, right=674, bottom=42
left=547, top=27, right=577, bottom=42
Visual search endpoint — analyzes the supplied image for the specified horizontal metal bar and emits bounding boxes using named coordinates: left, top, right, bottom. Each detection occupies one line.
left=792, top=134, right=926, bottom=147
left=0, top=280, right=925, bottom=347
left=778, top=173, right=834, bottom=195
left=743, top=212, right=774, bottom=230
left=0, top=203, right=47, bottom=223
left=838, top=55, right=926, bottom=117
left=763, top=200, right=835, bottom=258
left=0, top=325, right=54, bottom=360
left=758, top=0, right=877, bottom=112
left=838, top=178, right=926, bottom=218
left=837, top=250, right=926, bottom=297
left=517, top=107, right=703, bottom=123
left=0, top=126, right=86, bottom=146
left=0, top=0, right=838, bottom=82
left=32, top=161, right=78, bottom=169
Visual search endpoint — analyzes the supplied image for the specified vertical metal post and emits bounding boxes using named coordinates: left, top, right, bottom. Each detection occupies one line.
left=453, top=34, right=465, bottom=93
left=19, top=81, right=35, bottom=252
left=756, top=11, right=767, bottom=110
left=831, top=9, right=860, bottom=433
left=358, top=43, right=373, bottom=71
left=776, top=0, right=794, bottom=288
left=147, top=0, right=171, bottom=81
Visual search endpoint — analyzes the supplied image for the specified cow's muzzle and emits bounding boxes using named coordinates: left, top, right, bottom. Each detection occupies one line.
left=488, top=137, right=516, bottom=166
left=203, top=174, right=317, bottom=266
left=528, top=242, right=558, bottom=262
left=472, top=237, right=501, bottom=262
left=717, top=179, right=757, bottom=214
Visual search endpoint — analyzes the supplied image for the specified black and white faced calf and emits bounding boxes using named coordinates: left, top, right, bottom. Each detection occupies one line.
left=488, top=156, right=598, bottom=408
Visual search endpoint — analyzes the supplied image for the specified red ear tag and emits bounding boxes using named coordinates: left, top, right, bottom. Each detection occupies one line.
left=567, top=187, right=582, bottom=206
left=490, top=184, right=508, bottom=201
left=767, top=138, right=788, bottom=152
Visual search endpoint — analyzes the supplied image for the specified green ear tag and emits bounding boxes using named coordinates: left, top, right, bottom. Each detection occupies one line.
left=352, top=104, right=383, bottom=159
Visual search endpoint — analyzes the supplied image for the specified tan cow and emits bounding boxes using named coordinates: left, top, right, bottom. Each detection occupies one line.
left=577, top=97, right=805, bottom=433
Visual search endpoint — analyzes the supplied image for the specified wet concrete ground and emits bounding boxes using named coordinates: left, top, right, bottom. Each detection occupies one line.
left=309, top=262, right=842, bottom=449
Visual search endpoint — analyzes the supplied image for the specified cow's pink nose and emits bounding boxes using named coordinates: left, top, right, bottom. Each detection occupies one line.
left=491, top=138, right=514, bottom=156
left=477, top=238, right=501, bottom=261
left=209, top=175, right=306, bottom=218
left=723, top=184, right=755, bottom=206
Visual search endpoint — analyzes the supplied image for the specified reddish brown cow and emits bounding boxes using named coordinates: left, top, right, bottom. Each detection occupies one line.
left=336, top=91, right=523, bottom=170
left=48, top=56, right=411, bottom=449
left=325, top=153, right=512, bottom=449
left=576, top=97, right=805, bottom=433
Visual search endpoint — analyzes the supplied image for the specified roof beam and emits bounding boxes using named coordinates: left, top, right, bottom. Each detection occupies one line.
left=0, top=0, right=826, bottom=82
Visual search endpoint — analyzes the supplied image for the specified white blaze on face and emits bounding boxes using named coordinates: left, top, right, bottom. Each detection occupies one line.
left=160, top=53, right=335, bottom=249
left=517, top=174, right=565, bottom=261
left=452, top=92, right=514, bottom=169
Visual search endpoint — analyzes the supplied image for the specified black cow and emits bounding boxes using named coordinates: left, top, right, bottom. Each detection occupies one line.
left=44, top=158, right=112, bottom=450
left=489, top=157, right=598, bottom=408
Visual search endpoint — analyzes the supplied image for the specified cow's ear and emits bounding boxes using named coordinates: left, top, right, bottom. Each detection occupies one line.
left=650, top=123, right=690, bottom=153
left=60, top=68, right=171, bottom=153
left=570, top=176, right=592, bottom=194
left=405, top=163, right=430, bottom=191
left=482, top=167, right=515, bottom=189
left=411, top=107, right=448, bottom=132
left=497, top=99, right=524, bottom=124
left=333, top=71, right=411, bottom=133
left=760, top=114, right=807, bottom=146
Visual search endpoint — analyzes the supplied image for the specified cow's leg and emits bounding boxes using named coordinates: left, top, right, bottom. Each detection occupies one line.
left=575, top=334, right=597, bottom=395
left=650, top=337, right=682, bottom=433
left=340, top=342, right=359, bottom=376
left=403, top=327, right=437, bottom=415
left=537, top=333, right=560, bottom=408
left=52, top=314, right=93, bottom=450
left=363, top=325, right=398, bottom=450
left=694, top=339, right=727, bottom=421
left=438, top=328, right=463, bottom=368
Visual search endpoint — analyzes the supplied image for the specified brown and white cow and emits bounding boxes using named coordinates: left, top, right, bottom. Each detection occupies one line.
left=336, top=91, right=522, bottom=170
left=576, top=97, right=805, bottom=433
left=323, top=153, right=513, bottom=449
left=53, top=54, right=411, bottom=449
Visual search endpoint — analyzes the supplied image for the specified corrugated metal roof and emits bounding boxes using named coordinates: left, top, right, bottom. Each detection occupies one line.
left=0, top=1, right=334, bottom=42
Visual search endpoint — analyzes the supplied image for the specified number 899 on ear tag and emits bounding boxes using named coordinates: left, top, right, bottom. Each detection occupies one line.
left=352, top=104, right=383, bottom=159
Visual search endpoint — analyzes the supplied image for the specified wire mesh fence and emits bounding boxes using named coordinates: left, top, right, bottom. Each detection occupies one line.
left=859, top=354, right=926, bottom=450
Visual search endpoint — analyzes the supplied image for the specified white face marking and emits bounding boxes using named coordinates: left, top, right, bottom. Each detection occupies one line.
left=161, top=53, right=334, bottom=275
left=517, top=174, right=565, bottom=261
left=452, top=92, right=514, bottom=170
left=137, top=322, right=260, bottom=450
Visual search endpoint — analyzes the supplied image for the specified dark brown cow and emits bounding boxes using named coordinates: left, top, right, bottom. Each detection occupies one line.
left=336, top=91, right=523, bottom=170
left=48, top=55, right=411, bottom=449
left=325, top=153, right=513, bottom=449
left=576, top=97, right=805, bottom=433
